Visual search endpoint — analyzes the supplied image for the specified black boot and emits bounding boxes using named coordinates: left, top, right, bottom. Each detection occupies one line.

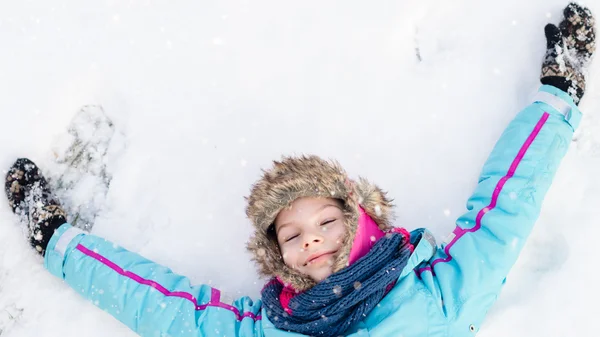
left=5, top=158, right=67, bottom=256
left=540, top=3, right=596, bottom=105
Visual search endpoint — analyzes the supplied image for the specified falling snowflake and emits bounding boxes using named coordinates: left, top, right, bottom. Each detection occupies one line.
left=333, top=285, right=342, bottom=296
left=374, top=205, right=382, bottom=216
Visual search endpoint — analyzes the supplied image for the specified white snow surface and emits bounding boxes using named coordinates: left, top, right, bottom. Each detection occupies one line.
left=2, top=1, right=600, bottom=336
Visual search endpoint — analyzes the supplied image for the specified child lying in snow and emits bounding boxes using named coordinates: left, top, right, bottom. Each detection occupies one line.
left=3, top=3, right=596, bottom=337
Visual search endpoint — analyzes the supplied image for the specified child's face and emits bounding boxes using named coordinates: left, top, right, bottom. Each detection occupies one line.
left=274, top=197, right=347, bottom=282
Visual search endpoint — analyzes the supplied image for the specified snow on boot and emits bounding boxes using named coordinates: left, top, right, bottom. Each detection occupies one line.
left=540, top=3, right=596, bottom=104
left=4, top=158, right=67, bottom=256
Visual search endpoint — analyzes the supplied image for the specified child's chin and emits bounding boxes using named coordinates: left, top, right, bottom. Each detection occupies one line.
left=311, top=269, right=333, bottom=282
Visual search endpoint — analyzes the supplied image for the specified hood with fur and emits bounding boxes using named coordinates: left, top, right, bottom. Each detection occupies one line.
left=245, top=155, right=395, bottom=292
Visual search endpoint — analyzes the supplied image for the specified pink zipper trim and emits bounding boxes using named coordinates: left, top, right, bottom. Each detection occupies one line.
left=417, top=112, right=550, bottom=276
left=76, top=244, right=262, bottom=321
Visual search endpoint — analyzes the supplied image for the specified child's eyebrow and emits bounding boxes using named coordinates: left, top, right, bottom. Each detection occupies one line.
left=277, top=222, right=293, bottom=232
left=318, top=203, right=343, bottom=212
left=277, top=203, right=341, bottom=232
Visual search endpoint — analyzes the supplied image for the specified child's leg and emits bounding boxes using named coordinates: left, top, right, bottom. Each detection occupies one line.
left=5, top=158, right=67, bottom=255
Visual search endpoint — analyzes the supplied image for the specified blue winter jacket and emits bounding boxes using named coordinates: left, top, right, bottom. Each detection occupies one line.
left=44, top=85, right=581, bottom=337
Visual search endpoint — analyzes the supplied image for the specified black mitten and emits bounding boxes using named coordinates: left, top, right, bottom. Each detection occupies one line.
left=5, top=158, right=67, bottom=256
left=541, top=3, right=596, bottom=105
left=560, top=2, right=596, bottom=62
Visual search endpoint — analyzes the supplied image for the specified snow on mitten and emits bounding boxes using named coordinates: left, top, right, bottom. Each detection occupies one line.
left=540, top=24, right=585, bottom=103
left=541, top=3, right=596, bottom=104
left=560, top=2, right=596, bottom=63
left=5, top=158, right=41, bottom=215
left=5, top=158, right=67, bottom=256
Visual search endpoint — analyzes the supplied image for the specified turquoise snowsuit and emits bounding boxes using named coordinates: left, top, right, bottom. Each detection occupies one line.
left=44, top=85, right=581, bottom=336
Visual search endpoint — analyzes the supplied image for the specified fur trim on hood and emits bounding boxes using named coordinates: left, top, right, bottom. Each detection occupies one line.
left=245, top=155, right=395, bottom=292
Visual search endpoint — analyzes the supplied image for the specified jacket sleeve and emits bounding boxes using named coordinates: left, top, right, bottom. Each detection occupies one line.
left=44, top=223, right=264, bottom=337
left=415, top=85, right=582, bottom=330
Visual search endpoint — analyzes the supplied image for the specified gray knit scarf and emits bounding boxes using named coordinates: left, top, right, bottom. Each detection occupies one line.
left=261, top=232, right=412, bottom=337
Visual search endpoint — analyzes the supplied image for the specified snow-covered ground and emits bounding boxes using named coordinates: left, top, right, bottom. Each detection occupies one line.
left=1, top=1, right=600, bottom=336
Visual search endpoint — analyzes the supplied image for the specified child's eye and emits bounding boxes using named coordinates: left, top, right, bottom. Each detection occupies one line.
left=320, top=219, right=336, bottom=226
left=285, top=234, right=299, bottom=242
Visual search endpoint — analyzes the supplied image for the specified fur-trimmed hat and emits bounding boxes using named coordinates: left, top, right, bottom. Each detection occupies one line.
left=245, top=155, right=395, bottom=291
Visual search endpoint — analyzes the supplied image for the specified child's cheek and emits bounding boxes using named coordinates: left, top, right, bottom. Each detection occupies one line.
left=281, top=251, right=293, bottom=267
left=333, top=225, right=346, bottom=244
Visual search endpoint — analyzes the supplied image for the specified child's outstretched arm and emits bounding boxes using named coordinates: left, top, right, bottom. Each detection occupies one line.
left=45, top=223, right=264, bottom=337
left=415, top=6, right=594, bottom=333
left=417, top=84, right=582, bottom=328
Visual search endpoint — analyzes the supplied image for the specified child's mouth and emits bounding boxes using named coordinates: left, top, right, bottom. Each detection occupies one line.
left=306, top=251, right=336, bottom=266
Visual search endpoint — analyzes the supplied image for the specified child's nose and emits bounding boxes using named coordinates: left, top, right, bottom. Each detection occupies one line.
left=303, top=236, right=323, bottom=248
